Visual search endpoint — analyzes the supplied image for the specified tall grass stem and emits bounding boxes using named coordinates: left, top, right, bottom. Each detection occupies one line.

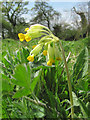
left=59, top=41, right=74, bottom=119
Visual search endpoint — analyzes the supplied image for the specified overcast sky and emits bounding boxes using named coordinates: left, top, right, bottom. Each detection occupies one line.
left=1, top=0, right=88, bottom=25
left=50, top=0, right=88, bottom=1
left=1, top=0, right=88, bottom=3
left=21, top=0, right=88, bottom=24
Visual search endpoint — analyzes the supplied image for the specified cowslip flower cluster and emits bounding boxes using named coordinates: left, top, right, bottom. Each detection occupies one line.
left=18, top=24, right=61, bottom=66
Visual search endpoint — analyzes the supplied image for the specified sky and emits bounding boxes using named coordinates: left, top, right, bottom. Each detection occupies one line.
left=1, top=0, right=88, bottom=25
left=28, top=2, right=80, bottom=12
left=21, top=0, right=88, bottom=24
left=23, top=0, right=88, bottom=2
left=0, top=0, right=88, bottom=1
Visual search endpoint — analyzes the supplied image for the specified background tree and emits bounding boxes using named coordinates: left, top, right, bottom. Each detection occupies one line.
left=53, top=22, right=78, bottom=41
left=30, top=0, right=60, bottom=29
left=54, top=2, right=89, bottom=41
left=2, top=0, right=29, bottom=39
left=71, top=3, right=88, bottom=38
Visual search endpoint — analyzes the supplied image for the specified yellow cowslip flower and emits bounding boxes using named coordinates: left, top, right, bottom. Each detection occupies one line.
left=56, top=57, right=61, bottom=61
left=25, top=34, right=31, bottom=42
left=27, top=55, right=34, bottom=62
left=47, top=60, right=52, bottom=66
left=18, top=24, right=61, bottom=65
left=25, top=28, right=29, bottom=32
left=32, top=45, right=37, bottom=49
left=18, top=33, right=25, bottom=41
left=50, top=58, right=55, bottom=63
left=43, top=50, right=47, bottom=56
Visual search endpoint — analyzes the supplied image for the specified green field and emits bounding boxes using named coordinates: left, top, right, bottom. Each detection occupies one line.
left=1, top=37, right=89, bottom=119
left=2, top=37, right=88, bottom=55
left=1, top=1, right=89, bottom=119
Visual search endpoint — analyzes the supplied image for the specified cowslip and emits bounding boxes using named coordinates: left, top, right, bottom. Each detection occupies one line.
left=18, top=24, right=61, bottom=66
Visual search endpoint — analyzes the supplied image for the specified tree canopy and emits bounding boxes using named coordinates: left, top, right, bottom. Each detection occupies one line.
left=1, top=0, right=89, bottom=40
left=30, top=0, right=60, bottom=29
left=2, top=0, right=29, bottom=39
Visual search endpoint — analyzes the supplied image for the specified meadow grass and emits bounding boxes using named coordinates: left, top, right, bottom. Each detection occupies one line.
left=1, top=37, right=88, bottom=70
left=2, top=38, right=87, bottom=53
left=1, top=37, right=89, bottom=119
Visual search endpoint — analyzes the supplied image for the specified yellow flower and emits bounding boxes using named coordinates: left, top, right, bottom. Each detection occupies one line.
left=47, top=60, right=52, bottom=66
left=25, top=34, right=31, bottom=42
left=27, top=55, right=34, bottom=62
left=32, top=45, right=37, bottom=49
left=25, top=28, right=29, bottom=32
left=18, top=24, right=61, bottom=65
left=56, top=57, right=61, bottom=61
left=43, top=50, right=47, bottom=56
left=18, top=33, right=25, bottom=41
left=50, top=58, right=55, bottom=63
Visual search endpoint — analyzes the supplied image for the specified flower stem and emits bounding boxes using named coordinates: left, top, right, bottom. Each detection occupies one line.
left=59, top=41, right=74, bottom=119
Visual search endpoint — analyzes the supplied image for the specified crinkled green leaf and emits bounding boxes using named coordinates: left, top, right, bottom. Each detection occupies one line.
left=73, top=47, right=88, bottom=80
left=13, top=88, right=30, bottom=98
left=12, top=64, right=31, bottom=88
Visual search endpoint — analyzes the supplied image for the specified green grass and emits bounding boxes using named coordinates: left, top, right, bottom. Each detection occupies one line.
left=1, top=37, right=88, bottom=68
left=1, top=38, right=39, bottom=53
left=2, top=37, right=88, bottom=53
left=1, top=37, right=88, bottom=75
left=1, top=37, right=89, bottom=119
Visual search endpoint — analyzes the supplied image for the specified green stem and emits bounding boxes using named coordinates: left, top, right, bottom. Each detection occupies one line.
left=59, top=41, right=74, bottom=119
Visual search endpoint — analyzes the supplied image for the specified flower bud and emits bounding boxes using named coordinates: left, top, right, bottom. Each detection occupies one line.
left=55, top=45, right=61, bottom=60
left=48, top=43, right=55, bottom=60
left=30, top=24, right=49, bottom=32
left=30, top=44, right=43, bottom=56
left=26, top=24, right=50, bottom=40
left=38, top=36, right=53, bottom=44
left=27, top=29, right=46, bottom=40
